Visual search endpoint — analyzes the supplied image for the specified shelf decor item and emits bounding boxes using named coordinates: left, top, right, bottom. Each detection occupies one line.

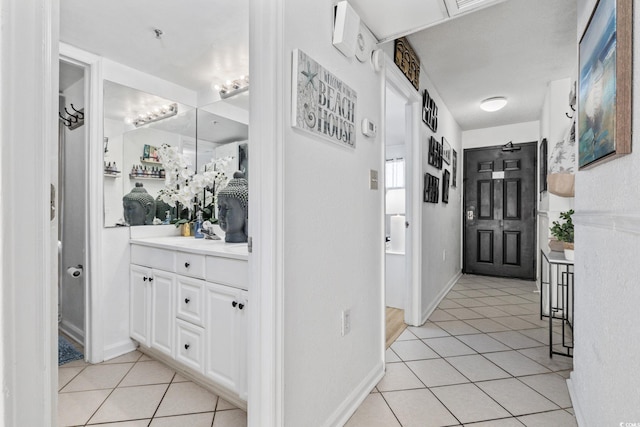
left=550, top=209, right=575, bottom=260
left=578, top=0, right=632, bottom=169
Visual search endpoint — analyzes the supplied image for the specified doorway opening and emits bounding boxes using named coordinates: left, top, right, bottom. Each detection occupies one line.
left=383, top=62, right=423, bottom=345
left=58, top=57, right=91, bottom=362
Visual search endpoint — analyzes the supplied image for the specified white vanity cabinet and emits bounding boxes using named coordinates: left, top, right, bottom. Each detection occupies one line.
left=129, top=265, right=174, bottom=356
left=129, top=238, right=249, bottom=407
left=205, top=282, right=248, bottom=400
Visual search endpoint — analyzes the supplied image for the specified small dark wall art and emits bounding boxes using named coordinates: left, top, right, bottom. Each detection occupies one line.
left=442, top=137, right=452, bottom=165
left=424, top=173, right=439, bottom=203
left=428, top=136, right=443, bottom=169
left=442, top=170, right=450, bottom=204
left=422, top=90, right=438, bottom=132
left=539, top=138, right=547, bottom=193
left=452, top=149, right=458, bottom=187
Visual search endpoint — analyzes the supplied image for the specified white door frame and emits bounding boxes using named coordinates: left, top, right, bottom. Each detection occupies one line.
left=247, top=0, right=284, bottom=425
left=59, top=43, right=104, bottom=364
left=1, top=0, right=58, bottom=425
left=384, top=56, right=423, bottom=327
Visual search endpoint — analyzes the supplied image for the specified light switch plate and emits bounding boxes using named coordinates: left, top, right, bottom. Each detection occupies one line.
left=369, top=169, right=378, bottom=190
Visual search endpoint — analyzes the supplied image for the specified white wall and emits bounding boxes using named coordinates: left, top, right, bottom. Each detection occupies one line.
left=279, top=1, right=384, bottom=425
left=416, top=69, right=464, bottom=322
left=462, top=121, right=540, bottom=149
left=568, top=2, right=640, bottom=424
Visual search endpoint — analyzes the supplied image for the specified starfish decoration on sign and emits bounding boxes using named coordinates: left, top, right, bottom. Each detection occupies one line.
left=301, top=61, right=317, bottom=90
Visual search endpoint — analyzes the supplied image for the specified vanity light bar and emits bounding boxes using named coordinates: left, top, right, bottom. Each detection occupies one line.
left=132, top=103, right=178, bottom=127
left=215, top=76, right=249, bottom=99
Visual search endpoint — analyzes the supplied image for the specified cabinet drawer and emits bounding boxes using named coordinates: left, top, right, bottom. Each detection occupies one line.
left=176, top=278, right=204, bottom=326
left=131, top=245, right=175, bottom=271
left=176, top=252, right=206, bottom=279
left=176, top=319, right=205, bottom=373
left=205, top=256, right=248, bottom=290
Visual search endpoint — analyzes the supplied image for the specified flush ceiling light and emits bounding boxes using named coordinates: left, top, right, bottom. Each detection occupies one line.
left=480, top=96, right=507, bottom=112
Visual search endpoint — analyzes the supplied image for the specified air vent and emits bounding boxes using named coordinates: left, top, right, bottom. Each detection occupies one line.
left=444, top=0, right=505, bottom=17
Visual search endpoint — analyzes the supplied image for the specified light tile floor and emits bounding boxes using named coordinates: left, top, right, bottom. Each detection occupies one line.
left=58, top=351, right=246, bottom=427
left=346, top=274, right=576, bottom=427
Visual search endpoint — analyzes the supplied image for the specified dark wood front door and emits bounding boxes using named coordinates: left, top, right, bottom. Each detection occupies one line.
left=463, top=142, right=537, bottom=280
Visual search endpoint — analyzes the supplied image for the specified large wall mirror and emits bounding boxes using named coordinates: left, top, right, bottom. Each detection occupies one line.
left=103, top=81, right=249, bottom=228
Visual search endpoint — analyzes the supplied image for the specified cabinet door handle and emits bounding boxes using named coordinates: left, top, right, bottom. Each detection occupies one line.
left=184, top=262, right=190, bottom=268
left=184, top=298, right=190, bottom=304
left=232, top=301, right=238, bottom=308
left=148, top=277, right=153, bottom=282
left=184, top=344, right=190, bottom=350
left=143, top=276, right=148, bottom=281
left=238, top=303, right=244, bottom=310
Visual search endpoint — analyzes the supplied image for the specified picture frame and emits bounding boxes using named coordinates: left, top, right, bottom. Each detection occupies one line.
left=539, top=138, right=547, bottom=193
left=442, top=170, right=450, bottom=203
left=442, top=137, right=452, bottom=165
left=578, top=0, right=632, bottom=169
left=451, top=149, right=458, bottom=187
left=428, top=136, right=443, bottom=169
left=423, top=172, right=439, bottom=203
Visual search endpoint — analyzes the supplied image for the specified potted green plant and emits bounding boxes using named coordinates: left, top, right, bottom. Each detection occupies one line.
left=550, top=209, right=574, bottom=260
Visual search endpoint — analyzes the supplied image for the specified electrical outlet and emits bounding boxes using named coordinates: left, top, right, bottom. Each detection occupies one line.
left=341, top=309, right=351, bottom=336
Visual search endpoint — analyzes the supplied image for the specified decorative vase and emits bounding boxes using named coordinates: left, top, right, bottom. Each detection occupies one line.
left=563, top=242, right=574, bottom=261
left=548, top=238, right=564, bottom=252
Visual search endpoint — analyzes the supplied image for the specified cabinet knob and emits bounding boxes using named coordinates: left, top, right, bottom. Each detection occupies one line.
left=148, top=277, right=153, bottom=282
left=238, top=303, right=245, bottom=310
left=184, top=344, right=190, bottom=350
left=185, top=298, right=190, bottom=304
left=232, top=301, right=238, bottom=308
left=143, top=276, right=148, bottom=281
left=184, top=262, right=190, bottom=268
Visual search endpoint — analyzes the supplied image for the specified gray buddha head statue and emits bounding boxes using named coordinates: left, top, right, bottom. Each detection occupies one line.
left=123, top=183, right=156, bottom=226
left=217, top=171, right=248, bottom=243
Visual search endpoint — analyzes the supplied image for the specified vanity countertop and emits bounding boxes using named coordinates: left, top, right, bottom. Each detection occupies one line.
left=130, top=236, right=249, bottom=261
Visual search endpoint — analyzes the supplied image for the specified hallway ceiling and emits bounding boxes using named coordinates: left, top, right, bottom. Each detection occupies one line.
left=61, top=0, right=576, bottom=132
left=352, top=0, right=577, bottom=131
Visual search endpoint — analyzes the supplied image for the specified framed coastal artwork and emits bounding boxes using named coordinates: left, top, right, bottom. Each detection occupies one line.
left=578, top=0, right=632, bottom=169
left=292, top=49, right=357, bottom=149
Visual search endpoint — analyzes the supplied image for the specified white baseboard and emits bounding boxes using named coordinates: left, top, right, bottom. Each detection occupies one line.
left=103, top=339, right=138, bottom=362
left=322, top=362, right=385, bottom=427
left=567, top=374, right=586, bottom=426
left=421, top=271, right=462, bottom=324
left=59, top=320, right=85, bottom=345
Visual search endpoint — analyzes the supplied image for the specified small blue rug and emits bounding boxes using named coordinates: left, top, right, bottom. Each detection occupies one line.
left=58, top=336, right=83, bottom=366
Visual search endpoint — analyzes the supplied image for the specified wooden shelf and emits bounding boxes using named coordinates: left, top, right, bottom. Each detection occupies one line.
left=140, top=157, right=162, bottom=164
left=104, top=172, right=121, bottom=178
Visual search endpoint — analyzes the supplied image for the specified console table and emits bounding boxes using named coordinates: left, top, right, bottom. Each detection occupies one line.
left=540, top=250, right=574, bottom=358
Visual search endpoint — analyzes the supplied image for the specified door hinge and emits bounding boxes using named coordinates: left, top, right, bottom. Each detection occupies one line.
left=248, top=236, right=253, bottom=253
